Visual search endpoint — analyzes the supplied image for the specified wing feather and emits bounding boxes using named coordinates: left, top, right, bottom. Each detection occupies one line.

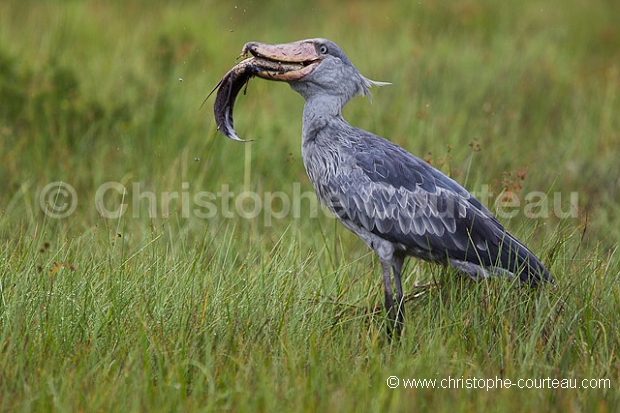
left=304, top=127, right=551, bottom=283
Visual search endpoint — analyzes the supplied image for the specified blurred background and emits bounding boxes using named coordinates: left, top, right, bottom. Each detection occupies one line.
left=1, top=0, right=619, bottom=250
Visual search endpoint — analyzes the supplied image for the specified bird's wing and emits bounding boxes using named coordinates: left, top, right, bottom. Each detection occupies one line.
left=322, top=132, right=518, bottom=269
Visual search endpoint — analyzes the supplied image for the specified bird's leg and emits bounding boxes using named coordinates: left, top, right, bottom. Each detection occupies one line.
left=380, top=260, right=398, bottom=338
left=392, top=254, right=405, bottom=336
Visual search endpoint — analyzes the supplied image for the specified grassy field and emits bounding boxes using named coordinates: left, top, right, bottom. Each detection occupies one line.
left=1, top=0, right=619, bottom=411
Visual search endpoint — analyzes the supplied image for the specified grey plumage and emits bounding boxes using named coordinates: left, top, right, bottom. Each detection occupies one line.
left=214, top=38, right=553, bottom=335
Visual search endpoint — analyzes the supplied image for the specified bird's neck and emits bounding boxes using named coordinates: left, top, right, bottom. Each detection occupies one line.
left=301, top=95, right=347, bottom=143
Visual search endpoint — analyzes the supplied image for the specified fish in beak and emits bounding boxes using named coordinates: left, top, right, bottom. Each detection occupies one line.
left=210, top=40, right=324, bottom=141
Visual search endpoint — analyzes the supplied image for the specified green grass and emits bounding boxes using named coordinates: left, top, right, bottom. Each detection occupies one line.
left=1, top=0, right=619, bottom=411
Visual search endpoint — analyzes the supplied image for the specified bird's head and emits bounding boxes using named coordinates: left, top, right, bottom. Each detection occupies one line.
left=244, top=38, right=389, bottom=105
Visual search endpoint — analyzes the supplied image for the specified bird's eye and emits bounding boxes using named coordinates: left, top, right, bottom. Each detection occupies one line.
left=319, top=44, right=328, bottom=54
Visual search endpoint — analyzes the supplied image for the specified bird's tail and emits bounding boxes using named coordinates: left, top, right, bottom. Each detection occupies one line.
left=498, top=234, right=554, bottom=286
